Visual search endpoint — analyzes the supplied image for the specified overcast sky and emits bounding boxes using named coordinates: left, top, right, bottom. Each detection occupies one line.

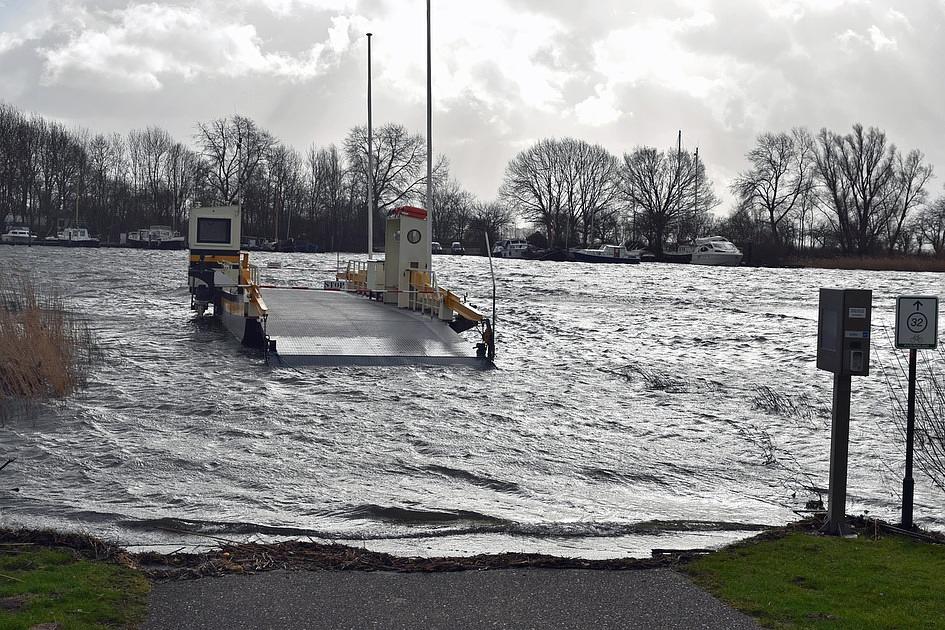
left=1, top=0, right=944, bottom=212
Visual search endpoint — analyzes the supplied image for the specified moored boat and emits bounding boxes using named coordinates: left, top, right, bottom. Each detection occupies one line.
left=44, top=227, right=100, bottom=248
left=691, top=236, right=742, bottom=266
left=1, top=227, right=38, bottom=245
left=492, top=238, right=530, bottom=259
left=572, top=244, right=640, bottom=264
left=127, top=225, right=186, bottom=249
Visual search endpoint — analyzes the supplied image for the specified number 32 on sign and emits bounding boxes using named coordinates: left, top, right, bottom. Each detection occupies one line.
left=895, top=296, right=938, bottom=349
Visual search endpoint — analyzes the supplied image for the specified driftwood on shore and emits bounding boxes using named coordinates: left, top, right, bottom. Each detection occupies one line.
left=2, top=517, right=941, bottom=582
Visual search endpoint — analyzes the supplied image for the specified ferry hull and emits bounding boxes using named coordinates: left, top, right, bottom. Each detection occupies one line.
left=217, top=292, right=266, bottom=348
left=691, top=254, right=742, bottom=266
left=43, top=239, right=100, bottom=248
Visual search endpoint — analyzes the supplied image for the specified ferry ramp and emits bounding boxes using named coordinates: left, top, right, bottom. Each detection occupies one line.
left=261, top=288, right=481, bottom=367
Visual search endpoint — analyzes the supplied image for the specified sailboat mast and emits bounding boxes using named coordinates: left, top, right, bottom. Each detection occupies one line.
left=694, top=146, right=699, bottom=213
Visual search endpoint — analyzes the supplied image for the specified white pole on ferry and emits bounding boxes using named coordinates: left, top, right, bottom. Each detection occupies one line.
left=366, top=32, right=375, bottom=260
left=425, top=0, right=433, bottom=252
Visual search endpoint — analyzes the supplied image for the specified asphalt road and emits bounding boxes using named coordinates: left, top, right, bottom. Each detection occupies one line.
left=143, top=567, right=761, bottom=629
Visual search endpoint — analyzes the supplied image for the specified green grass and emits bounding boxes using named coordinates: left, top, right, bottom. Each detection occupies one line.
left=0, top=546, right=149, bottom=629
left=684, top=531, right=945, bottom=629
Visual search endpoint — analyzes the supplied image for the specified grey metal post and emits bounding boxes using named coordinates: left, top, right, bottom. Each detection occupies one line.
left=902, top=348, right=917, bottom=528
left=425, top=0, right=433, bottom=251
left=824, top=372, right=852, bottom=535
left=366, top=32, right=374, bottom=260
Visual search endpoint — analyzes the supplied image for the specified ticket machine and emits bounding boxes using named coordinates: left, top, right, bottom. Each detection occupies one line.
left=817, top=289, right=872, bottom=376
left=817, top=288, right=872, bottom=535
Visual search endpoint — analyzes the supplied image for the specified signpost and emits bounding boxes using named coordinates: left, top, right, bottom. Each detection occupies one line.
left=895, top=295, right=939, bottom=529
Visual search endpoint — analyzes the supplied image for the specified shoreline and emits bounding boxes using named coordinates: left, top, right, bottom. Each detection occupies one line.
left=6, top=516, right=941, bottom=581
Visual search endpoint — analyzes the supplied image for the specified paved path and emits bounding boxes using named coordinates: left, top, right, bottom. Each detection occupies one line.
left=144, top=568, right=760, bottom=630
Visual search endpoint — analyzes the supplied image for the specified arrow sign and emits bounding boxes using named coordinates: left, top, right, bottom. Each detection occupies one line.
left=896, top=295, right=938, bottom=349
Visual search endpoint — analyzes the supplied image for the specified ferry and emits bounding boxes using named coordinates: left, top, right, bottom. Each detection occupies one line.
left=187, top=205, right=495, bottom=366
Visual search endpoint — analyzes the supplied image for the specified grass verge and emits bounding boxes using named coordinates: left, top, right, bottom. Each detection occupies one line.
left=0, top=544, right=149, bottom=630
left=683, top=529, right=945, bottom=629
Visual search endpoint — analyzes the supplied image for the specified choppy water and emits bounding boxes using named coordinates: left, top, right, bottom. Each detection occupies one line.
left=1, top=246, right=943, bottom=558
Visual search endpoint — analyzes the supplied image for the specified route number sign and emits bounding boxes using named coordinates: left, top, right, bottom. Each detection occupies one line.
left=895, top=295, right=938, bottom=349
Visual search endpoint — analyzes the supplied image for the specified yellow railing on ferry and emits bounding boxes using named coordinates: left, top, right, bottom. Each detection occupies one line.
left=240, top=253, right=268, bottom=316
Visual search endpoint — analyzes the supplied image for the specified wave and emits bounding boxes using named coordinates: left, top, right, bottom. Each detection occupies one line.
left=116, top=514, right=771, bottom=542
left=422, top=464, right=524, bottom=494
left=579, top=466, right=667, bottom=486
left=335, top=504, right=511, bottom=526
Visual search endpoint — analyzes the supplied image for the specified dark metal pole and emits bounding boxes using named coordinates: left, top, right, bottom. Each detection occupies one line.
left=824, top=371, right=852, bottom=535
left=902, top=348, right=917, bottom=529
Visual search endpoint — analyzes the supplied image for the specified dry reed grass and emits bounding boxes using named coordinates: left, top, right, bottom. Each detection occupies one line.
left=793, top=256, right=945, bottom=272
left=0, top=274, right=95, bottom=403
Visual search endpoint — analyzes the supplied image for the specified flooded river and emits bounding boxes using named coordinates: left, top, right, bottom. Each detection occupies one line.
left=1, top=246, right=943, bottom=558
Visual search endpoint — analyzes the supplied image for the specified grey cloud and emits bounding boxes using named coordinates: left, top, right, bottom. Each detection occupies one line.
left=2, top=0, right=945, bottom=205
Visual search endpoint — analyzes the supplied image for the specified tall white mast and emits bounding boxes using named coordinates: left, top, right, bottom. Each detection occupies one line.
left=425, top=0, right=433, bottom=251
left=366, top=32, right=374, bottom=259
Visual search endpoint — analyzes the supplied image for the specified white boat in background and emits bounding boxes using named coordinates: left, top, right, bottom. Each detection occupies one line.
left=1, top=227, right=38, bottom=244
left=572, top=244, right=640, bottom=264
left=127, top=225, right=186, bottom=249
left=45, top=227, right=100, bottom=247
left=691, top=236, right=742, bottom=266
left=492, top=238, right=530, bottom=258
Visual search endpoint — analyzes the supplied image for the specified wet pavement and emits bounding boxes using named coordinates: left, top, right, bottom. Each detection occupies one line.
left=143, top=567, right=761, bottom=629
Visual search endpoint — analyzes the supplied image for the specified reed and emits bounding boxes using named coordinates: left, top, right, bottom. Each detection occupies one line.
left=0, top=274, right=95, bottom=402
left=877, top=342, right=945, bottom=493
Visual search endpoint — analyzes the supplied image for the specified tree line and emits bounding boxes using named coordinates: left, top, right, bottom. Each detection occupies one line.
left=724, top=124, right=943, bottom=258
left=501, top=125, right=945, bottom=259
left=2, top=100, right=943, bottom=258
left=500, top=135, right=718, bottom=255
left=0, top=103, right=510, bottom=250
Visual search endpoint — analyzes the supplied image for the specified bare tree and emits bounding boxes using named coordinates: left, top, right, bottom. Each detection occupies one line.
left=136, top=126, right=172, bottom=220
left=164, top=142, right=197, bottom=230
left=733, top=128, right=815, bottom=248
left=467, top=200, right=514, bottom=248
left=621, top=144, right=716, bottom=256
left=815, top=124, right=897, bottom=254
left=306, top=144, right=349, bottom=248
left=500, top=138, right=565, bottom=245
left=917, top=197, right=945, bottom=255
left=267, top=145, right=304, bottom=241
left=344, top=123, right=443, bottom=212
left=882, top=150, right=933, bottom=253
left=195, top=115, right=276, bottom=206
left=500, top=138, right=621, bottom=247
left=433, top=177, right=475, bottom=243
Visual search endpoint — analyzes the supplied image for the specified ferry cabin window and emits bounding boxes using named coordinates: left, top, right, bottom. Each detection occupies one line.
left=196, top=218, right=232, bottom=244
